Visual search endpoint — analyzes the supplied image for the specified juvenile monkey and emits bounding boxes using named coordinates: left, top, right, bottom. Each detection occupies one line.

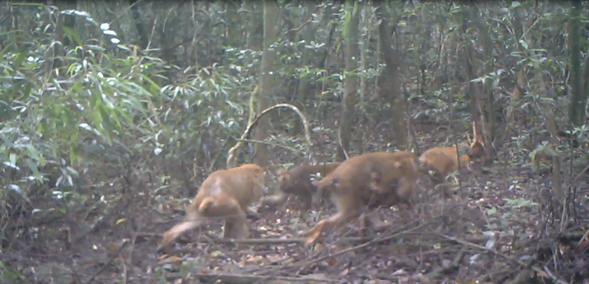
left=417, top=141, right=483, bottom=196
left=158, top=164, right=265, bottom=251
left=259, top=163, right=341, bottom=211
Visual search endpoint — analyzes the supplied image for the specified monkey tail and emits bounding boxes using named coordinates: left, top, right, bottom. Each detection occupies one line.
left=158, top=220, right=203, bottom=251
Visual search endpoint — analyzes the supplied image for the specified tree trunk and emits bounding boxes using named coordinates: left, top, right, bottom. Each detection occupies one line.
left=474, top=6, right=495, bottom=142
left=568, top=0, right=584, bottom=126
left=319, top=4, right=336, bottom=70
left=253, top=0, right=279, bottom=167
left=336, top=1, right=361, bottom=161
left=375, top=3, right=407, bottom=149
left=461, top=7, right=485, bottom=158
left=225, top=0, right=242, bottom=48
left=246, top=0, right=263, bottom=52
left=292, top=1, right=317, bottom=135
left=359, top=6, right=369, bottom=105
left=533, top=53, right=563, bottom=199
left=472, top=5, right=494, bottom=163
left=128, top=0, right=148, bottom=49
left=583, top=53, right=589, bottom=123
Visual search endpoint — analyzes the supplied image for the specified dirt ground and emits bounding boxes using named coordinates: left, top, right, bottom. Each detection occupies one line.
left=3, top=116, right=589, bottom=284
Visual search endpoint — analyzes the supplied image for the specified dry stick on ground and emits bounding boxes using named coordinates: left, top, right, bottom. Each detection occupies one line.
left=163, top=272, right=338, bottom=284
left=292, top=218, right=440, bottom=275
left=87, top=239, right=129, bottom=284
left=226, top=103, right=313, bottom=169
left=197, top=236, right=375, bottom=245
left=144, top=234, right=375, bottom=246
left=436, top=233, right=569, bottom=284
left=572, top=163, right=589, bottom=182
left=577, top=229, right=589, bottom=253
left=425, top=249, right=465, bottom=279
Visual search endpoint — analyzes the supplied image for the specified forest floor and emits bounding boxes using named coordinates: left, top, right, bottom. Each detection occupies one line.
left=6, top=118, right=589, bottom=284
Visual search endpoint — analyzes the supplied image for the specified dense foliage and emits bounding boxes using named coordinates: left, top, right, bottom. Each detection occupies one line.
left=1, top=1, right=588, bottom=283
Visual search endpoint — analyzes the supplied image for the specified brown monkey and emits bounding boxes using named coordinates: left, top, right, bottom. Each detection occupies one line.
left=158, top=164, right=265, bottom=250
left=418, top=145, right=476, bottom=196
left=259, top=163, right=341, bottom=211
left=303, top=151, right=419, bottom=245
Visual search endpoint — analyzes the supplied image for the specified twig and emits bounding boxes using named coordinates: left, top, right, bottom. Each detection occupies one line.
left=87, top=239, right=129, bottom=284
left=294, top=218, right=437, bottom=274
left=578, top=228, right=589, bottom=253
left=436, top=233, right=569, bottom=284
left=67, top=262, right=82, bottom=284
left=140, top=233, right=376, bottom=245
left=163, top=272, right=338, bottom=283
left=572, top=162, right=589, bottom=182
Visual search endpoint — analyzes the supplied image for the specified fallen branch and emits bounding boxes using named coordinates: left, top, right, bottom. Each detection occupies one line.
left=436, top=233, right=568, bottom=284
left=141, top=230, right=488, bottom=246
left=87, top=239, right=129, bottom=284
left=163, top=272, right=338, bottom=284
left=226, top=103, right=313, bottom=169
left=577, top=229, right=589, bottom=253
left=572, top=162, right=589, bottom=182
left=294, top=218, right=438, bottom=274
left=191, top=236, right=375, bottom=245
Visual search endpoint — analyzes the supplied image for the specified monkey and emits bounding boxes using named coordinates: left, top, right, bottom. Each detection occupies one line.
left=158, top=164, right=265, bottom=251
left=259, top=163, right=341, bottom=211
left=302, top=151, right=419, bottom=245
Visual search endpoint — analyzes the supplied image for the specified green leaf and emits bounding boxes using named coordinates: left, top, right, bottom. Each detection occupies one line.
left=24, top=158, right=42, bottom=181
left=139, top=74, right=161, bottom=92
left=63, top=27, right=82, bottom=46
left=9, top=153, right=17, bottom=167
left=25, top=144, right=40, bottom=162
left=13, top=50, right=29, bottom=68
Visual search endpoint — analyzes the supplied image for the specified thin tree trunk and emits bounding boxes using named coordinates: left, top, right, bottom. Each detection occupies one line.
left=375, top=3, right=407, bottom=148
left=582, top=53, right=589, bottom=123
left=461, top=7, right=485, bottom=155
left=247, top=0, right=263, bottom=52
left=474, top=5, right=495, bottom=162
left=337, top=0, right=361, bottom=161
left=292, top=1, right=316, bottom=135
left=128, top=0, right=148, bottom=49
left=568, top=0, right=584, bottom=126
left=253, top=0, right=279, bottom=167
left=225, top=0, right=242, bottom=48
left=319, top=4, right=336, bottom=70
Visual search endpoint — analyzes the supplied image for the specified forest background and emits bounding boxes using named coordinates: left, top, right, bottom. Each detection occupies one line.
left=1, top=0, right=589, bottom=283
